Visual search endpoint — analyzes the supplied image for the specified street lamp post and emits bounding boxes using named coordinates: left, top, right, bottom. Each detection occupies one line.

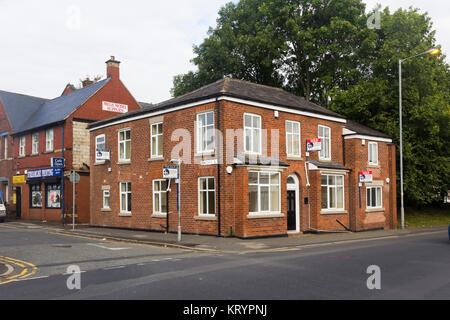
left=398, top=48, right=440, bottom=229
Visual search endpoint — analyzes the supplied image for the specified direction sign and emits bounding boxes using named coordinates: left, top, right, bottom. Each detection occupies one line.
left=163, top=165, right=178, bottom=179
left=51, top=157, right=65, bottom=168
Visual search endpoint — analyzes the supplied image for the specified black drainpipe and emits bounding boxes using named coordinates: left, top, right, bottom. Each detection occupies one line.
left=216, top=97, right=221, bottom=237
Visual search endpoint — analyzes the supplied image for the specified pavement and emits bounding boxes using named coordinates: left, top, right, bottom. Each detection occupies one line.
left=2, top=219, right=448, bottom=254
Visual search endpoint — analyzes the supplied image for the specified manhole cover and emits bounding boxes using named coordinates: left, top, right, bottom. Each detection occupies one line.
left=52, top=244, right=72, bottom=248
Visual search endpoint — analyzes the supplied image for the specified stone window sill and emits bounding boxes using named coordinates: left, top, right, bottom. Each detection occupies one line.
left=320, top=210, right=348, bottom=215
left=246, top=213, right=284, bottom=219
left=94, top=161, right=106, bottom=166
left=117, top=161, right=131, bottom=165
left=119, top=212, right=131, bottom=217
left=368, top=164, right=380, bottom=168
left=148, top=157, right=164, bottom=162
left=43, top=150, right=54, bottom=154
left=195, top=215, right=217, bottom=221
left=101, top=208, right=111, bottom=212
left=286, top=156, right=303, bottom=161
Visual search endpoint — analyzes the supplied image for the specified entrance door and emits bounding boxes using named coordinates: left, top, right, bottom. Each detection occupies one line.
left=287, top=190, right=296, bottom=231
left=16, top=187, right=21, bottom=219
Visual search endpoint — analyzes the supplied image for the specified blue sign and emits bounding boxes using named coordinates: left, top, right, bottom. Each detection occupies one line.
left=51, top=157, right=65, bottom=168
left=27, top=168, right=63, bottom=179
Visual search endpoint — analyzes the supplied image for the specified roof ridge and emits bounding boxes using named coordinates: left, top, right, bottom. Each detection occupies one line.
left=226, top=78, right=287, bottom=93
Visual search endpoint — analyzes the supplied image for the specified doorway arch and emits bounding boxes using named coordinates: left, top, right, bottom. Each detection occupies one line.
left=287, top=174, right=300, bottom=233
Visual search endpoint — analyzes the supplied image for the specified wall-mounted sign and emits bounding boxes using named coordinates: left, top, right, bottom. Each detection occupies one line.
left=13, top=175, right=26, bottom=184
left=27, top=168, right=62, bottom=179
left=200, top=159, right=218, bottom=166
left=359, top=171, right=373, bottom=183
left=102, top=101, right=128, bottom=114
left=163, top=166, right=178, bottom=179
left=51, top=157, right=65, bottom=168
left=307, top=138, right=322, bottom=152
left=96, top=149, right=110, bottom=161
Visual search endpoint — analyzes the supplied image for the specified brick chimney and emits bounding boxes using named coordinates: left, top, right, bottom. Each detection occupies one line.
left=106, top=56, right=120, bottom=80
left=82, top=77, right=94, bottom=87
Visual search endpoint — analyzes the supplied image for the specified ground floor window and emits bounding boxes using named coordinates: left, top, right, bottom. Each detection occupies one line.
left=46, top=184, right=61, bottom=208
left=366, top=186, right=382, bottom=209
left=153, top=180, right=167, bottom=214
left=120, top=182, right=131, bottom=213
left=30, top=184, right=42, bottom=208
left=103, top=190, right=110, bottom=209
left=321, top=174, right=344, bottom=211
left=248, top=171, right=280, bottom=214
left=199, top=177, right=215, bottom=215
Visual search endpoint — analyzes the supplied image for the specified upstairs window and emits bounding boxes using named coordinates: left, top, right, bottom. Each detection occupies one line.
left=96, top=134, right=106, bottom=151
left=197, top=111, right=214, bottom=154
left=32, top=133, right=39, bottom=154
left=19, top=136, right=26, bottom=157
left=244, top=113, right=261, bottom=154
left=118, top=129, right=131, bottom=161
left=46, top=128, right=54, bottom=152
left=151, top=123, right=163, bottom=158
left=4, top=136, right=7, bottom=159
left=368, top=142, right=378, bottom=165
left=286, top=120, right=301, bottom=157
left=318, top=125, right=331, bottom=160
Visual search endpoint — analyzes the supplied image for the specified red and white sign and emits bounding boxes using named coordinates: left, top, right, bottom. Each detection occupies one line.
left=359, top=171, right=373, bottom=183
left=307, top=138, right=322, bottom=152
left=102, top=101, right=128, bottom=114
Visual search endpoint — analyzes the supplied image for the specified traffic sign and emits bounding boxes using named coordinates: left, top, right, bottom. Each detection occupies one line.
left=69, top=171, right=80, bottom=184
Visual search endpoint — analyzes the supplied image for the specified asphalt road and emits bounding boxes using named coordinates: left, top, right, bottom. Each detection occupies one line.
left=0, top=223, right=449, bottom=300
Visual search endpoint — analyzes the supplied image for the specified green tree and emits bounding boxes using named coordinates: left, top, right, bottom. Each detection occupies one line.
left=330, top=7, right=450, bottom=206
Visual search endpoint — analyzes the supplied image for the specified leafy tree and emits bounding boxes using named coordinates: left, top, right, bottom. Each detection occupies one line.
left=330, top=7, right=450, bottom=206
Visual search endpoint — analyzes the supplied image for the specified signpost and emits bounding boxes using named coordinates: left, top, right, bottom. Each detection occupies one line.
left=164, top=163, right=181, bottom=242
left=69, top=171, right=80, bottom=230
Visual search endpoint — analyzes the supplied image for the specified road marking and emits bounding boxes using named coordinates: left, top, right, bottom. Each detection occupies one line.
left=0, top=256, right=38, bottom=285
left=13, top=275, right=49, bottom=282
left=87, top=243, right=130, bottom=251
left=103, top=266, right=125, bottom=270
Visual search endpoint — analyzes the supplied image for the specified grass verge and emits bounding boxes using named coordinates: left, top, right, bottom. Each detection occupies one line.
left=400, top=206, right=450, bottom=228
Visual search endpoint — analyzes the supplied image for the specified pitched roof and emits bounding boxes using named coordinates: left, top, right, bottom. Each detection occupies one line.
left=0, top=79, right=110, bottom=135
left=0, top=90, right=48, bottom=132
left=344, top=120, right=391, bottom=139
left=89, top=77, right=345, bottom=129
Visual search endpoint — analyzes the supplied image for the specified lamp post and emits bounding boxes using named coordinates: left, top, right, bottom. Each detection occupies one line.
left=398, top=48, right=440, bottom=229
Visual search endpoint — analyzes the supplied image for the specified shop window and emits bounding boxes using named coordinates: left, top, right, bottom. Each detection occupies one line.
left=198, top=177, right=215, bottom=215
left=367, top=186, right=382, bottom=209
left=248, top=171, right=280, bottom=214
left=153, top=180, right=167, bottom=214
left=30, top=184, right=42, bottom=208
left=321, top=174, right=344, bottom=211
left=46, top=184, right=61, bottom=208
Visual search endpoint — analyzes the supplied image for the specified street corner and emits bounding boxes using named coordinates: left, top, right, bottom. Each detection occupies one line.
left=0, top=256, right=38, bottom=285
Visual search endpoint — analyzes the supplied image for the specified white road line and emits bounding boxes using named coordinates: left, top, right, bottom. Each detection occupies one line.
left=103, top=266, right=125, bottom=270
left=62, top=271, right=86, bottom=275
left=13, top=276, right=49, bottom=282
left=87, top=243, right=130, bottom=251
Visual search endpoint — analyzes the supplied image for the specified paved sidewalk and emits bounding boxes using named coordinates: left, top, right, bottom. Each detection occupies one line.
left=2, top=219, right=448, bottom=253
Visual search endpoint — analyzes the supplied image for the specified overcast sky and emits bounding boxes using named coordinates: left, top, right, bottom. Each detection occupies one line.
left=0, top=0, right=447, bottom=104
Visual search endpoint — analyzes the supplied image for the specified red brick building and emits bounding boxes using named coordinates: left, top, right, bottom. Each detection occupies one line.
left=0, top=57, right=141, bottom=223
left=88, top=78, right=397, bottom=238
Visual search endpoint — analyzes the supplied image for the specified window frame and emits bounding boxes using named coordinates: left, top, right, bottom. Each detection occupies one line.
left=321, top=174, right=345, bottom=212
left=96, top=134, right=106, bottom=151
left=366, top=186, right=382, bottom=209
left=248, top=171, right=281, bottom=215
left=244, top=113, right=262, bottom=155
left=45, top=128, right=54, bottom=152
left=32, top=132, right=39, bottom=155
left=153, top=179, right=168, bottom=215
left=19, top=136, right=26, bottom=157
left=119, top=181, right=131, bottom=214
left=368, top=142, right=378, bottom=165
left=318, top=125, right=331, bottom=160
left=45, top=183, right=61, bottom=209
left=285, top=120, right=301, bottom=157
left=198, top=177, right=216, bottom=216
left=151, top=122, right=163, bottom=158
left=118, top=129, right=131, bottom=162
left=103, top=189, right=110, bottom=209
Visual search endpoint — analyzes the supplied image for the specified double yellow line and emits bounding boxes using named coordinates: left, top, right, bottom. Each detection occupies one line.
left=0, top=256, right=38, bottom=285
